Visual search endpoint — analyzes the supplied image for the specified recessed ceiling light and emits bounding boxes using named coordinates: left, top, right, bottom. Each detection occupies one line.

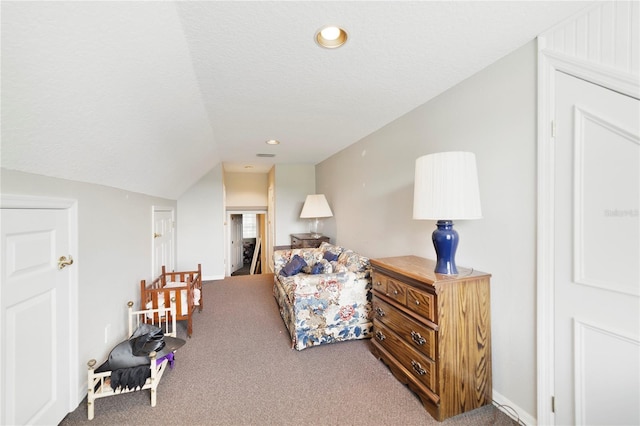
left=315, top=25, right=348, bottom=49
left=256, top=153, right=276, bottom=158
left=244, top=165, right=254, bottom=169
left=265, top=139, right=280, bottom=145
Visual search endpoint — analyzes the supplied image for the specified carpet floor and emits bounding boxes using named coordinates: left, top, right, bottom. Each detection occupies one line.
left=61, top=274, right=520, bottom=426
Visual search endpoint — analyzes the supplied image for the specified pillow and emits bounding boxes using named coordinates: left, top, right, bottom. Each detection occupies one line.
left=319, top=242, right=344, bottom=257
left=310, top=262, right=324, bottom=274
left=320, top=260, right=333, bottom=274
left=296, top=248, right=324, bottom=267
left=337, top=250, right=366, bottom=272
left=331, top=261, right=348, bottom=273
left=323, top=251, right=338, bottom=262
left=302, top=260, right=328, bottom=275
left=279, top=254, right=307, bottom=277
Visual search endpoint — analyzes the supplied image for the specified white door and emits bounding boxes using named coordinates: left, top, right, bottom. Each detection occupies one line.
left=153, top=208, right=174, bottom=276
left=230, top=214, right=243, bottom=274
left=1, top=208, right=73, bottom=425
left=554, top=71, right=639, bottom=425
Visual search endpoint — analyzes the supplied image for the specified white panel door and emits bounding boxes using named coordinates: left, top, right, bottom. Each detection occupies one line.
left=1, top=208, right=72, bottom=425
left=555, top=71, right=639, bottom=425
left=153, top=208, right=174, bottom=276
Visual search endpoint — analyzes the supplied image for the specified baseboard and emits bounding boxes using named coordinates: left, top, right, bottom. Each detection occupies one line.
left=492, top=389, right=537, bottom=426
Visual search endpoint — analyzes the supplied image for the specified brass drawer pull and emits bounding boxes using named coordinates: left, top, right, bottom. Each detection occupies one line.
left=376, top=331, right=386, bottom=341
left=414, top=299, right=420, bottom=305
left=375, top=281, right=382, bottom=287
left=411, top=331, right=426, bottom=346
left=411, top=360, right=426, bottom=376
left=393, top=289, right=399, bottom=295
left=375, top=307, right=386, bottom=317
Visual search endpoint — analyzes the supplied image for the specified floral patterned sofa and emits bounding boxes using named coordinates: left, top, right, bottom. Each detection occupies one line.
left=273, top=242, right=373, bottom=350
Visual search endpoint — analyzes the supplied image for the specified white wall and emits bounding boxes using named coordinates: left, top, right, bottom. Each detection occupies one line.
left=177, top=164, right=225, bottom=279
left=0, top=168, right=176, bottom=405
left=316, top=41, right=538, bottom=420
left=273, top=164, right=316, bottom=246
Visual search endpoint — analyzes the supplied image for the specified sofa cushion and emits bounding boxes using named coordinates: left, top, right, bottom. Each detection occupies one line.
left=303, top=261, right=325, bottom=275
left=319, top=242, right=344, bottom=257
left=295, top=248, right=324, bottom=268
left=280, top=254, right=307, bottom=277
left=323, top=251, right=338, bottom=262
left=330, top=260, right=348, bottom=273
left=310, top=262, right=324, bottom=274
left=337, top=250, right=369, bottom=273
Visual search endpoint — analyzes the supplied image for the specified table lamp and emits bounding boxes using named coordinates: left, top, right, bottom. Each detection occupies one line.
left=413, top=151, right=482, bottom=274
left=300, top=194, right=333, bottom=238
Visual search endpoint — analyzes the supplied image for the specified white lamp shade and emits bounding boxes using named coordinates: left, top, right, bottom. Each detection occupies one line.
left=413, top=151, right=482, bottom=220
left=300, top=194, right=333, bottom=218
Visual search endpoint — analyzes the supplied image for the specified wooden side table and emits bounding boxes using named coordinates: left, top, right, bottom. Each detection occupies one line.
left=290, top=233, right=330, bottom=249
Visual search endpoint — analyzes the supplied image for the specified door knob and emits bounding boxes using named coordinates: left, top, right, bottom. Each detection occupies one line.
left=58, top=255, right=74, bottom=270
left=154, top=233, right=162, bottom=238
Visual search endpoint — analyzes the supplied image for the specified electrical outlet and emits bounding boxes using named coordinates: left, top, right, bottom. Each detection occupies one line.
left=104, top=324, right=111, bottom=343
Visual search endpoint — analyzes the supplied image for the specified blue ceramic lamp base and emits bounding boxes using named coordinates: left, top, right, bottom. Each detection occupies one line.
left=432, top=220, right=459, bottom=275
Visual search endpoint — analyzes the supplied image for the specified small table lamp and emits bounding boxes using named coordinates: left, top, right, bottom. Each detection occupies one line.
left=413, top=152, right=482, bottom=274
left=300, top=194, right=333, bottom=238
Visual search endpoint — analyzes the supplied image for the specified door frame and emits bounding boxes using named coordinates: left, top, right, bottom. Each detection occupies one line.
left=151, top=205, right=176, bottom=276
left=0, top=194, right=80, bottom=412
left=536, top=40, right=640, bottom=425
left=225, top=209, right=267, bottom=276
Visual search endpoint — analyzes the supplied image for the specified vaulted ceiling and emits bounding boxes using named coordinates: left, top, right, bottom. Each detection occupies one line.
left=1, top=1, right=592, bottom=199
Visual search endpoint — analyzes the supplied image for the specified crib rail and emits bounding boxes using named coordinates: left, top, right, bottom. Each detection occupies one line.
left=128, top=298, right=177, bottom=337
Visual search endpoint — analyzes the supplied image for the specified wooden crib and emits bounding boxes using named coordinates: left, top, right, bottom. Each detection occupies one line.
left=140, top=264, right=202, bottom=337
left=87, top=300, right=178, bottom=420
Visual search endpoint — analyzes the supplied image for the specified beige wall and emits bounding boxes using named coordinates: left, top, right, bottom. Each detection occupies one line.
left=316, top=41, right=538, bottom=419
left=224, top=171, right=268, bottom=208
left=0, top=168, right=177, bottom=401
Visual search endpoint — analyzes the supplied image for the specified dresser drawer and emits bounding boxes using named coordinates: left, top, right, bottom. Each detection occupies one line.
left=406, top=287, right=435, bottom=322
left=373, top=297, right=436, bottom=360
left=373, top=321, right=437, bottom=393
left=372, top=272, right=387, bottom=294
left=386, top=278, right=407, bottom=304
left=372, top=271, right=407, bottom=304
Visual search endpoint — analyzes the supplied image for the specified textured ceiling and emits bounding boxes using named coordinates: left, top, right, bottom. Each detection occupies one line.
left=1, top=1, right=592, bottom=199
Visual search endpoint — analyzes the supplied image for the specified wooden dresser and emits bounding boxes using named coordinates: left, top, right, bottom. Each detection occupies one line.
left=369, top=256, right=492, bottom=421
left=290, top=233, right=329, bottom=249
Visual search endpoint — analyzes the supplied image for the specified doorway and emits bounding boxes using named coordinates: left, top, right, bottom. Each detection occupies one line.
left=226, top=211, right=266, bottom=276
